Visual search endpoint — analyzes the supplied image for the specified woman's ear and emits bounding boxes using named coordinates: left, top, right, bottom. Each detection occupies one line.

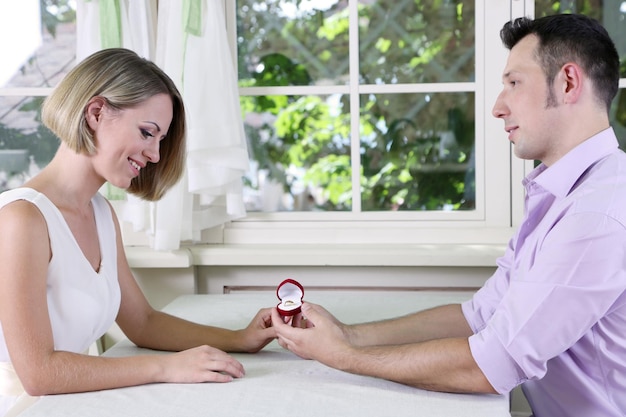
left=84, top=96, right=107, bottom=130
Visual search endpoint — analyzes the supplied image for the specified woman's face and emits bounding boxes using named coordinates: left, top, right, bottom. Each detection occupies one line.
left=89, top=93, right=173, bottom=189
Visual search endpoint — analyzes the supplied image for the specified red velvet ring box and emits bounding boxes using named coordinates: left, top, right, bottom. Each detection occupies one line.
left=276, top=279, right=304, bottom=316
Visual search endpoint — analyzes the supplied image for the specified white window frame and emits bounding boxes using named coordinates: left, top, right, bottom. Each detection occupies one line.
left=221, top=0, right=531, bottom=246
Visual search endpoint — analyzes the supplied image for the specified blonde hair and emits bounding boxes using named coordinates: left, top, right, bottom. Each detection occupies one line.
left=41, top=48, right=186, bottom=201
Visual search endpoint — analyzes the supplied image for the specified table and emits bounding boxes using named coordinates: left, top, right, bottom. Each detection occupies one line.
left=19, top=291, right=511, bottom=417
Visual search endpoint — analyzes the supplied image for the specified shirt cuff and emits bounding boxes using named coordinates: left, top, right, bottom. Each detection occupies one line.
left=468, top=325, right=527, bottom=394
left=461, top=297, right=485, bottom=333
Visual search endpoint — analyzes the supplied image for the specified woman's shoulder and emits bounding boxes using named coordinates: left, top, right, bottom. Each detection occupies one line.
left=0, top=187, right=51, bottom=221
left=0, top=191, right=47, bottom=238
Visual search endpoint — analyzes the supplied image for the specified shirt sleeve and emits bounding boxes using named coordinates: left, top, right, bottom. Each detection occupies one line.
left=462, top=234, right=516, bottom=334
left=464, top=212, right=626, bottom=394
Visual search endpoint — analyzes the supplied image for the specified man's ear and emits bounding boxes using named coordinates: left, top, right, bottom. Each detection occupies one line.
left=84, top=96, right=107, bottom=130
left=559, top=62, right=584, bottom=104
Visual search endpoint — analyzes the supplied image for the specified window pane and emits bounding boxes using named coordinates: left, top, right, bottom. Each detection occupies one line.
left=0, top=2, right=75, bottom=192
left=236, top=0, right=349, bottom=86
left=242, top=94, right=352, bottom=212
left=2, top=2, right=76, bottom=88
left=237, top=1, right=480, bottom=214
left=359, top=0, right=476, bottom=84
left=0, top=96, right=59, bottom=193
left=360, top=92, right=475, bottom=211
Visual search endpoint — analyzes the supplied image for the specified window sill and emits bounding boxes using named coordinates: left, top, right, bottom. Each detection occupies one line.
left=125, top=243, right=505, bottom=268
left=125, top=246, right=192, bottom=268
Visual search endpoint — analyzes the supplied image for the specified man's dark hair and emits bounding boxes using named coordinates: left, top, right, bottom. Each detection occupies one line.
left=500, top=14, right=619, bottom=112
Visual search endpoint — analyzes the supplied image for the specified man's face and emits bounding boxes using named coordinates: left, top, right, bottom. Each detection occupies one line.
left=492, top=35, right=562, bottom=166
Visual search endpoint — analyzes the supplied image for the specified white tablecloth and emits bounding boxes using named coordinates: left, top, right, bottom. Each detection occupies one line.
left=19, top=291, right=511, bottom=417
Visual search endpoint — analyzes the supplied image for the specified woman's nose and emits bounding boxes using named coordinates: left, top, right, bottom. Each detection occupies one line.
left=143, top=140, right=160, bottom=163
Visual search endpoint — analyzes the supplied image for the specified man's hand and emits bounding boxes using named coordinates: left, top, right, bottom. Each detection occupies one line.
left=272, top=302, right=353, bottom=367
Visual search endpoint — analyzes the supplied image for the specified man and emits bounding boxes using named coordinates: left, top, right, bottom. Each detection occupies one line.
left=272, top=14, right=624, bottom=417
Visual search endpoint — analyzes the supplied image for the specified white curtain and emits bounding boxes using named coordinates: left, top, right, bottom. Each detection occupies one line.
left=76, top=0, right=249, bottom=250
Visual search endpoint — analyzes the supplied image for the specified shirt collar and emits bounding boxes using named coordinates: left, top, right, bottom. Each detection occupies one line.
left=524, top=127, right=619, bottom=198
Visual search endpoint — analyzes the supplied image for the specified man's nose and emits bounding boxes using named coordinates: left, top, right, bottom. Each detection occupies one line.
left=492, top=91, right=508, bottom=119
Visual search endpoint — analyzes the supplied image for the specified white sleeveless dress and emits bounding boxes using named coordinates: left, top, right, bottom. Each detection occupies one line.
left=0, top=188, right=121, bottom=416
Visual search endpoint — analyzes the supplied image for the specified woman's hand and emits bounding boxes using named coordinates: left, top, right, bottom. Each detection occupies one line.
left=160, top=345, right=245, bottom=383
left=235, top=307, right=277, bottom=353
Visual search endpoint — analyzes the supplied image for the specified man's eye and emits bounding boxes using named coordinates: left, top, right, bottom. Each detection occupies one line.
left=140, top=129, right=154, bottom=138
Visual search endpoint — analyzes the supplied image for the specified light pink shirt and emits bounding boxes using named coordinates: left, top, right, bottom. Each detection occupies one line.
left=463, top=128, right=626, bottom=417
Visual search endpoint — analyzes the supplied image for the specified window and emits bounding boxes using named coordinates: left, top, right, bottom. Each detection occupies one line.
left=236, top=1, right=480, bottom=214
left=226, top=0, right=512, bottom=244
left=1, top=1, right=624, bottom=248
left=0, top=1, right=76, bottom=193
left=223, top=0, right=626, bottom=245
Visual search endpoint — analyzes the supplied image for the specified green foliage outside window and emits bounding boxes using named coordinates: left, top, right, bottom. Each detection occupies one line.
left=238, top=0, right=477, bottom=211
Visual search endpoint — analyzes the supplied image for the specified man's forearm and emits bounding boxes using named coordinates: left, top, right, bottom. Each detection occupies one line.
left=348, top=304, right=474, bottom=347
left=336, top=337, right=495, bottom=394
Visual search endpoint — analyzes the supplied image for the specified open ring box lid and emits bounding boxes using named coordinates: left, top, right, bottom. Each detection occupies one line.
left=276, top=279, right=304, bottom=316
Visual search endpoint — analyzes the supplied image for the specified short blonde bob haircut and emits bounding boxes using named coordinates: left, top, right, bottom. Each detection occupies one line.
left=41, top=48, right=186, bottom=201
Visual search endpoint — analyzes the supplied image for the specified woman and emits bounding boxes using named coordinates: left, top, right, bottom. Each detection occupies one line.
left=0, top=48, right=275, bottom=416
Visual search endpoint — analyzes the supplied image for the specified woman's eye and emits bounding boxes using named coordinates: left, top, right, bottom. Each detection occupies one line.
left=140, top=129, right=154, bottom=139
